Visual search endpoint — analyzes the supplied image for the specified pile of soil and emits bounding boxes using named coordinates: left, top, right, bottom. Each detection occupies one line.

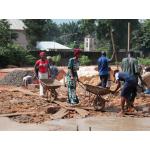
left=0, top=70, right=34, bottom=86
left=79, top=75, right=100, bottom=86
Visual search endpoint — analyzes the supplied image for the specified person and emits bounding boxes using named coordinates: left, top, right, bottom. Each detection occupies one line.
left=106, top=67, right=112, bottom=89
left=142, top=66, right=150, bottom=94
left=47, top=56, right=59, bottom=80
left=22, top=74, right=32, bottom=88
left=34, top=52, right=49, bottom=97
left=66, top=48, right=80, bottom=105
left=97, top=51, right=115, bottom=88
left=121, top=51, right=140, bottom=82
left=113, top=70, right=137, bottom=115
left=121, top=51, right=142, bottom=106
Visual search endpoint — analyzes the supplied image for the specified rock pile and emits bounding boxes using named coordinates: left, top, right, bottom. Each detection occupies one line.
left=0, top=70, right=34, bottom=86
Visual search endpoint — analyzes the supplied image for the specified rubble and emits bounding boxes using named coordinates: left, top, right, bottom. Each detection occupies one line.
left=0, top=70, right=34, bottom=86
left=0, top=66, right=149, bottom=124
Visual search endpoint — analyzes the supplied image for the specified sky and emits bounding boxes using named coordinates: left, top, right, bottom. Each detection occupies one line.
left=52, top=19, right=78, bottom=24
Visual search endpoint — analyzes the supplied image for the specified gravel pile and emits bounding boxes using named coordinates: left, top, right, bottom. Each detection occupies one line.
left=0, top=70, right=34, bottom=86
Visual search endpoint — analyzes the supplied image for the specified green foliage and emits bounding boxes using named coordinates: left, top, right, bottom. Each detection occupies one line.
left=23, top=19, right=60, bottom=48
left=96, top=39, right=110, bottom=51
left=25, top=55, right=36, bottom=65
left=132, top=20, right=150, bottom=50
left=79, top=19, right=96, bottom=36
left=79, top=55, right=91, bottom=66
left=0, top=44, right=36, bottom=67
left=79, top=43, right=84, bottom=49
left=96, top=19, right=140, bottom=50
left=0, top=19, right=18, bottom=47
left=58, top=21, right=83, bottom=46
left=138, top=57, right=150, bottom=66
left=67, top=42, right=76, bottom=49
left=51, top=55, right=61, bottom=65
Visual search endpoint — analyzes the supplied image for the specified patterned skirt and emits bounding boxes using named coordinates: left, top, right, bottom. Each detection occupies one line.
left=66, top=74, right=79, bottom=104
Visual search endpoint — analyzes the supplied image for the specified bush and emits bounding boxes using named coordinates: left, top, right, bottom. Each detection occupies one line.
left=138, top=57, right=150, bottom=66
left=79, top=55, right=91, bottom=66
left=79, top=43, right=84, bottom=49
left=51, top=54, right=61, bottom=65
left=25, top=55, right=36, bottom=65
left=0, top=44, right=36, bottom=67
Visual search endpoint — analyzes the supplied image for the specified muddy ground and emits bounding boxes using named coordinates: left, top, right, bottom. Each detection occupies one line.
left=0, top=66, right=150, bottom=125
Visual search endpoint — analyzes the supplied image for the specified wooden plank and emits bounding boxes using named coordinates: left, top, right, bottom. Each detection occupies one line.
left=74, top=108, right=89, bottom=118
left=125, top=112, right=143, bottom=116
left=54, top=101, right=68, bottom=108
left=51, top=109, right=68, bottom=120
left=0, top=112, right=35, bottom=117
left=53, top=101, right=75, bottom=111
left=79, top=107, right=95, bottom=111
left=53, top=101, right=90, bottom=118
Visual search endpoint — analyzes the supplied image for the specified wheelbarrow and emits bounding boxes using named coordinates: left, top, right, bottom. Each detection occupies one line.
left=78, top=81, right=113, bottom=111
left=40, top=79, right=62, bottom=102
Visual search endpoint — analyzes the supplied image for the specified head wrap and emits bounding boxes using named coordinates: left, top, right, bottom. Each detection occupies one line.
left=39, top=52, right=46, bottom=57
left=74, top=48, right=80, bottom=56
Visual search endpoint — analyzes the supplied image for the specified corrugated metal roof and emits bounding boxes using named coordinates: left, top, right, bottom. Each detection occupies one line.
left=7, top=19, right=26, bottom=30
left=36, top=41, right=71, bottom=50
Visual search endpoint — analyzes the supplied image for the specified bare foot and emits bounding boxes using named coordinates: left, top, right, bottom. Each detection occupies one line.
left=40, top=95, right=48, bottom=98
left=118, top=111, right=125, bottom=117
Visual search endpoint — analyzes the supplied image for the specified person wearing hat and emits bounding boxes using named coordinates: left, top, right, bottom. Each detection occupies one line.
left=34, top=52, right=49, bottom=97
left=97, top=51, right=115, bottom=88
left=66, top=48, right=80, bottom=105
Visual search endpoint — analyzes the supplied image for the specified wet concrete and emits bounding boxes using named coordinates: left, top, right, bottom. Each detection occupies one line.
left=0, top=116, right=150, bottom=131
left=0, top=117, right=48, bottom=131
left=44, top=116, right=150, bottom=131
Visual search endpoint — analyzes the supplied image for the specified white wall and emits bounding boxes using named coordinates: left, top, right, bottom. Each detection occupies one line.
left=13, top=30, right=28, bottom=49
left=84, top=37, right=95, bottom=51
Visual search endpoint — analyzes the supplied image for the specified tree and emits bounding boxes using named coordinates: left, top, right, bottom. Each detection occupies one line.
left=58, top=21, right=83, bottom=47
left=96, top=19, right=140, bottom=50
left=23, top=19, right=60, bottom=48
left=132, top=19, right=150, bottom=50
left=0, top=19, right=17, bottom=47
left=79, top=19, right=96, bottom=36
left=58, top=20, right=97, bottom=48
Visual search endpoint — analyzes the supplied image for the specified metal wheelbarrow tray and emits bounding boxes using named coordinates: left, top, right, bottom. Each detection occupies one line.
left=84, top=84, right=111, bottom=96
left=40, top=79, right=62, bottom=102
left=79, top=82, right=112, bottom=111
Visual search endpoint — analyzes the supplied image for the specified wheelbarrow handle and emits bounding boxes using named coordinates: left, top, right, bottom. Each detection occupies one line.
left=78, top=80, right=84, bottom=85
left=77, top=80, right=86, bottom=90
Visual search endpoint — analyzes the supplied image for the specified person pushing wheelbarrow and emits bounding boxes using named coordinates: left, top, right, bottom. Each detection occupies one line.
left=66, top=48, right=80, bottom=105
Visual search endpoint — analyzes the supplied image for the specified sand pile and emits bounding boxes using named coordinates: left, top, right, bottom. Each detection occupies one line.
left=79, top=75, right=100, bottom=86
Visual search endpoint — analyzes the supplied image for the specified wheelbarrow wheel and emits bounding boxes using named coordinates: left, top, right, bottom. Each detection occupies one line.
left=93, top=95, right=105, bottom=111
left=50, top=89, right=58, bottom=102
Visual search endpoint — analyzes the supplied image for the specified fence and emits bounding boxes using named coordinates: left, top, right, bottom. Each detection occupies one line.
left=29, top=50, right=141, bottom=66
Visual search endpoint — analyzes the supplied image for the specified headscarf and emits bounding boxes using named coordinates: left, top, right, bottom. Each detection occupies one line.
left=74, top=48, right=80, bottom=56
left=39, top=52, right=46, bottom=57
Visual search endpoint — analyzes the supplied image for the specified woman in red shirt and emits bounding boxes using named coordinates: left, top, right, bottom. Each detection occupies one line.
left=34, top=52, right=49, bottom=97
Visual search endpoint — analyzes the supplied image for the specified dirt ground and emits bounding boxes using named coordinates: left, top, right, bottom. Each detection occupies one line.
left=0, top=66, right=150, bottom=125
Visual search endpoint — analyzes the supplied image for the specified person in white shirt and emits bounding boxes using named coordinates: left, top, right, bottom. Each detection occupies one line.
left=23, top=75, right=32, bottom=88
